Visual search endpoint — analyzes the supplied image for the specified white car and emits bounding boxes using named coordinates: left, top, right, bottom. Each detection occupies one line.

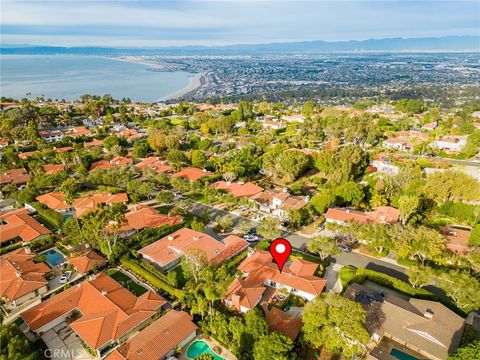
left=59, top=271, right=72, bottom=284
left=243, top=235, right=259, bottom=242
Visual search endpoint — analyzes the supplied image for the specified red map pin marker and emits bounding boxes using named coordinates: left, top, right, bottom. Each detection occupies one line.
left=270, top=238, right=292, bottom=273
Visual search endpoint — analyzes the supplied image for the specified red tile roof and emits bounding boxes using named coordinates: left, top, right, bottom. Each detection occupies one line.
left=36, top=191, right=69, bottom=210
left=224, top=250, right=326, bottom=311
left=84, top=139, right=104, bottom=148
left=73, top=193, right=128, bottom=217
left=0, top=248, right=50, bottom=301
left=135, top=157, right=172, bottom=173
left=90, top=157, right=133, bottom=172
left=0, top=168, right=31, bottom=185
left=22, top=273, right=166, bottom=350
left=54, top=146, right=74, bottom=153
left=106, top=310, right=197, bottom=360
left=265, top=307, right=302, bottom=341
left=0, top=209, right=51, bottom=244
left=18, top=151, right=39, bottom=160
left=172, top=167, right=212, bottom=181
left=66, top=126, right=92, bottom=137
left=69, top=250, right=107, bottom=274
left=139, top=228, right=249, bottom=268
left=121, top=206, right=182, bottom=233
left=211, top=181, right=264, bottom=198
left=326, top=206, right=399, bottom=225
left=43, top=164, right=66, bottom=175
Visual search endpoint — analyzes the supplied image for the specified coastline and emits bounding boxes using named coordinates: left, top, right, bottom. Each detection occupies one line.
left=163, top=72, right=204, bottom=101
left=106, top=55, right=203, bottom=101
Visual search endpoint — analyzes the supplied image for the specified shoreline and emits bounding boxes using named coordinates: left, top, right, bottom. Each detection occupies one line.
left=106, top=55, right=203, bottom=101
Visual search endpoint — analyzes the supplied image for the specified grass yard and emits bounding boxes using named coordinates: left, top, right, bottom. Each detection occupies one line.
left=106, top=269, right=148, bottom=296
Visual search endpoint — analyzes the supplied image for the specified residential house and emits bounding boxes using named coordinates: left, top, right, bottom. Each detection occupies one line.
left=54, top=146, right=75, bottom=153
left=224, top=249, right=327, bottom=312
left=105, top=310, right=197, bottom=360
left=117, top=205, right=182, bottom=238
left=345, top=283, right=464, bottom=360
left=430, top=136, right=467, bottom=153
left=84, top=139, right=104, bottom=148
left=172, top=167, right=213, bottom=182
left=0, top=209, right=51, bottom=245
left=422, top=122, right=438, bottom=131
left=0, top=168, right=31, bottom=186
left=139, top=228, right=249, bottom=271
left=90, top=156, right=133, bottom=172
left=21, top=273, right=167, bottom=357
left=325, top=206, right=400, bottom=226
left=37, top=191, right=128, bottom=217
left=69, top=250, right=108, bottom=275
left=282, top=114, right=305, bottom=123
left=39, top=130, right=65, bottom=143
left=18, top=151, right=39, bottom=160
left=43, top=164, right=66, bottom=175
left=66, top=126, right=92, bottom=138
left=0, top=248, right=51, bottom=306
left=371, top=153, right=400, bottom=175
left=264, top=307, right=303, bottom=341
left=211, top=181, right=264, bottom=198
left=135, top=157, right=173, bottom=174
left=250, top=188, right=309, bottom=218
left=263, top=120, right=286, bottom=130
left=440, top=226, right=471, bottom=256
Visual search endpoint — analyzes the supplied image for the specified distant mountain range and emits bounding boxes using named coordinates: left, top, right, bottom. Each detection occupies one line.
left=1, top=36, right=479, bottom=55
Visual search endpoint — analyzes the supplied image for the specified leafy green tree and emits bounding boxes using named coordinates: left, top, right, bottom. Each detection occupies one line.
left=167, top=149, right=188, bottom=168
left=156, top=190, right=174, bottom=205
left=257, top=216, right=281, bottom=240
left=103, top=135, right=119, bottom=150
left=307, top=236, right=340, bottom=261
left=310, top=189, right=335, bottom=214
left=147, top=129, right=167, bottom=152
left=190, top=217, right=206, bottom=232
left=398, top=195, right=420, bottom=225
left=253, top=332, right=293, bottom=360
left=469, top=224, right=480, bottom=247
left=215, top=214, right=233, bottom=232
left=182, top=248, right=208, bottom=283
left=132, top=141, right=149, bottom=158
left=190, top=149, right=208, bottom=168
left=302, top=293, right=369, bottom=357
left=448, top=340, right=480, bottom=360
left=334, top=181, right=364, bottom=207
left=438, top=270, right=480, bottom=312
left=408, top=265, right=435, bottom=288
left=0, top=322, right=40, bottom=360
left=127, top=179, right=154, bottom=202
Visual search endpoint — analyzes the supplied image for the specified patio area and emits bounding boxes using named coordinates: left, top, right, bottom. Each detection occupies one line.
left=41, top=322, right=97, bottom=360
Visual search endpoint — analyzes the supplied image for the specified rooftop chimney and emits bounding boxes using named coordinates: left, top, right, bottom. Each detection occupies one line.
left=101, top=290, right=108, bottom=296
left=424, top=310, right=434, bottom=319
left=193, top=236, right=200, bottom=241
left=168, top=235, right=174, bottom=241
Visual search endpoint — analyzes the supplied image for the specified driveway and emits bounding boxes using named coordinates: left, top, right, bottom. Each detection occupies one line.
left=41, top=323, right=96, bottom=360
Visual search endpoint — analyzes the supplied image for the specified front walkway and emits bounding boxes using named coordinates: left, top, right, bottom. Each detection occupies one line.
left=41, top=322, right=97, bottom=360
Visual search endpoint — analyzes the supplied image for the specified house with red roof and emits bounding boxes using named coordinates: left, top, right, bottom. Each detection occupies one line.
left=105, top=310, right=197, bottom=360
left=172, top=167, right=213, bottom=181
left=0, top=209, right=51, bottom=245
left=73, top=193, right=128, bottom=217
left=36, top=191, right=71, bottom=213
left=0, top=168, right=31, bottom=186
left=250, top=188, right=309, bottom=218
left=0, top=248, right=51, bottom=306
left=135, top=157, right=173, bottom=173
left=39, top=130, right=65, bottom=143
left=263, top=120, right=286, bottom=130
left=90, top=156, right=133, bottom=172
left=66, top=126, right=92, bottom=138
left=54, top=146, right=75, bottom=153
left=118, top=205, right=182, bottom=238
left=325, top=206, right=400, bottom=226
left=21, top=273, right=167, bottom=357
left=139, top=228, right=249, bottom=271
left=84, top=139, right=104, bottom=148
left=18, top=151, right=40, bottom=160
left=43, top=164, right=66, bottom=175
left=211, top=181, right=264, bottom=198
left=224, top=249, right=327, bottom=313
left=69, top=249, right=108, bottom=275
left=264, top=307, right=303, bottom=341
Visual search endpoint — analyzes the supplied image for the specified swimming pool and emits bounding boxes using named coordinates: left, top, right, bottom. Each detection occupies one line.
left=390, top=348, right=422, bottom=360
left=186, top=340, right=224, bottom=360
left=43, top=249, right=65, bottom=267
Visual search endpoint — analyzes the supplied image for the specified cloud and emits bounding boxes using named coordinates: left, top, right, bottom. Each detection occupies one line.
left=1, top=0, right=478, bottom=46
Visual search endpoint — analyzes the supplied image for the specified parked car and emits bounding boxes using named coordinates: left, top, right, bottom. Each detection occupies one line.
left=337, top=244, right=352, bottom=252
left=59, top=271, right=72, bottom=284
left=244, top=235, right=259, bottom=242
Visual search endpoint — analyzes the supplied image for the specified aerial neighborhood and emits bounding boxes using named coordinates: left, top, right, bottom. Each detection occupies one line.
left=1, top=96, right=480, bottom=360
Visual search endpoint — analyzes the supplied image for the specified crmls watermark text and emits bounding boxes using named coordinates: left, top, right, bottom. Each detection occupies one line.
left=44, top=348, right=87, bottom=359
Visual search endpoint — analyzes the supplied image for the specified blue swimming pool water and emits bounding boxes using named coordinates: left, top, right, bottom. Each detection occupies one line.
left=390, top=348, right=422, bottom=360
left=187, top=340, right=224, bottom=360
left=44, top=249, right=65, bottom=267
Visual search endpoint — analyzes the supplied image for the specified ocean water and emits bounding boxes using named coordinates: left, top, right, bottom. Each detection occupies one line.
left=0, top=55, right=193, bottom=102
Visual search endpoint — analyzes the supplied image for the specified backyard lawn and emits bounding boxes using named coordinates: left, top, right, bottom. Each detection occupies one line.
left=106, top=269, right=148, bottom=296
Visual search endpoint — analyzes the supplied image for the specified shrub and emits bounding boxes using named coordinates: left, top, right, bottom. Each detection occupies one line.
left=0, top=242, right=23, bottom=255
left=120, top=257, right=184, bottom=299
left=31, top=202, right=64, bottom=228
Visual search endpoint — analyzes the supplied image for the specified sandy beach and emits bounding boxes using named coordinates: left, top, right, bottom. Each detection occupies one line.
left=163, top=72, right=204, bottom=100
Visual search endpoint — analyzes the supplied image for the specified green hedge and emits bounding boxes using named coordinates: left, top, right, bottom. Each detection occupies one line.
left=341, top=267, right=466, bottom=316
left=120, top=257, right=185, bottom=299
left=31, top=202, right=64, bottom=228
left=0, top=242, right=23, bottom=255
left=126, top=223, right=184, bottom=250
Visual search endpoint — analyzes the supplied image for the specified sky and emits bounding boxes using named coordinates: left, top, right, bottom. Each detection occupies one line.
left=1, top=0, right=479, bottom=47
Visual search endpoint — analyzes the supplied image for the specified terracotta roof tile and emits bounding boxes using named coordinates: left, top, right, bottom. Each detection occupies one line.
left=69, top=250, right=107, bottom=274
left=0, top=168, right=31, bottom=185
left=172, top=167, right=212, bottom=181
left=265, top=307, right=302, bottom=341
left=0, top=209, right=51, bottom=243
left=211, top=181, right=264, bottom=198
left=121, top=206, right=182, bottom=233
